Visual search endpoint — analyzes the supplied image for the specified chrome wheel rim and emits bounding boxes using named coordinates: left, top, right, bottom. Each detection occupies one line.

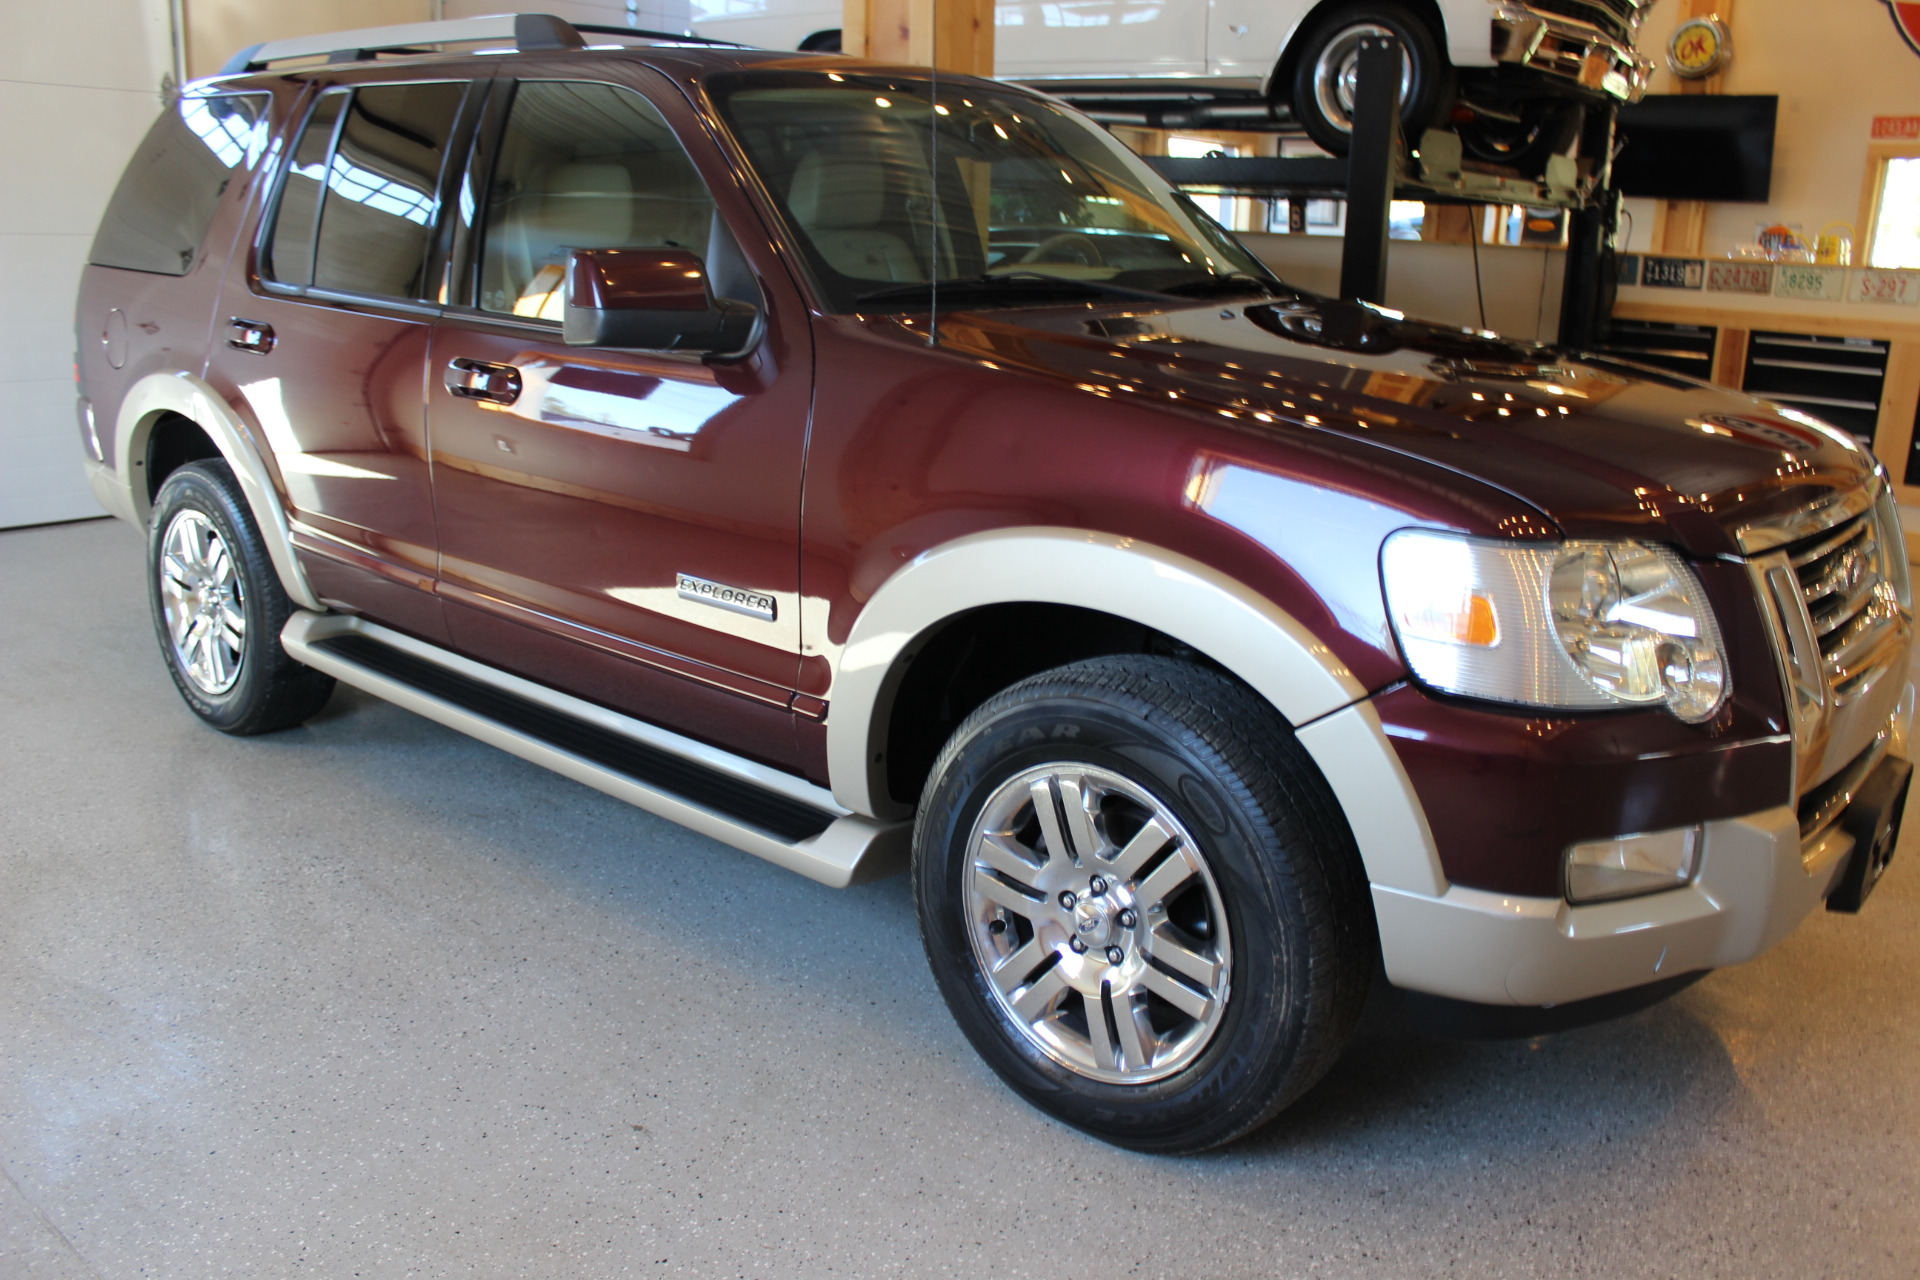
left=158, top=509, right=246, bottom=695
left=963, top=763, right=1232, bottom=1085
left=1312, top=23, right=1415, bottom=134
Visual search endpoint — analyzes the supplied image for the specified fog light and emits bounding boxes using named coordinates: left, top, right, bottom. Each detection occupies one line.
left=1565, top=826, right=1701, bottom=903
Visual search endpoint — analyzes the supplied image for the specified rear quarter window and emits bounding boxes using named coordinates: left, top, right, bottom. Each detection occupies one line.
left=89, top=92, right=269, bottom=276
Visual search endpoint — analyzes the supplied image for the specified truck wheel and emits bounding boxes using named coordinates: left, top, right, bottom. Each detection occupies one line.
left=148, top=460, right=334, bottom=735
left=1288, top=3, right=1452, bottom=157
left=912, top=655, right=1373, bottom=1153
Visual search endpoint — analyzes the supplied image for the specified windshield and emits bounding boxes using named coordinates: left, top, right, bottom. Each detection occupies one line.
left=708, top=71, right=1280, bottom=312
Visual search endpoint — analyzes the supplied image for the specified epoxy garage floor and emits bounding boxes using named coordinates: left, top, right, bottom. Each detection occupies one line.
left=4, top=517, right=1919, bottom=1280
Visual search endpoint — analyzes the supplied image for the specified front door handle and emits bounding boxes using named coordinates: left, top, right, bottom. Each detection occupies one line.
left=228, top=317, right=275, bottom=354
left=445, top=357, right=522, bottom=406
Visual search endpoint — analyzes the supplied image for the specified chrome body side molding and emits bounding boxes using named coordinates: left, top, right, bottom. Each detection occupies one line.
left=281, top=611, right=908, bottom=888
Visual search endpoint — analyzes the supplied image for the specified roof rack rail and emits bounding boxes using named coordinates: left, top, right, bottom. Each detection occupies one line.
left=219, top=12, right=593, bottom=77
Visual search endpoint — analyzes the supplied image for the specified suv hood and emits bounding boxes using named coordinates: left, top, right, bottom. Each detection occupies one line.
left=939, top=292, right=1879, bottom=558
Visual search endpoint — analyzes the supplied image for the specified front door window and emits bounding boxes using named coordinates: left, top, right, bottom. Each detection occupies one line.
left=479, top=80, right=718, bottom=319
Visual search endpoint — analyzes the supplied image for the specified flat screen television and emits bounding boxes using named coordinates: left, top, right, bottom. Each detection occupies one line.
left=1612, top=95, right=1778, bottom=202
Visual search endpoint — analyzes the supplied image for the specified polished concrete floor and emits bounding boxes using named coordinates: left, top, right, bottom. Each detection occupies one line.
left=4, top=516, right=1919, bottom=1279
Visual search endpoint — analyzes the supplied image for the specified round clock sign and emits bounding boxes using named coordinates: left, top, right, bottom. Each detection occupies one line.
left=1668, top=16, right=1731, bottom=78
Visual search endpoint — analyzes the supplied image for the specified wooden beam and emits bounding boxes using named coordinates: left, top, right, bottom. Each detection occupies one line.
left=1710, top=326, right=1748, bottom=389
left=842, top=0, right=992, bottom=74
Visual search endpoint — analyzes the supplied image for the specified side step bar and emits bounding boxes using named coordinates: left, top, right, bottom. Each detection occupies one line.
left=281, top=611, right=907, bottom=887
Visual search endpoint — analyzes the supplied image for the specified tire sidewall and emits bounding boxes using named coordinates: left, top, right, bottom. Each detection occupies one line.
left=147, top=463, right=280, bottom=732
left=915, top=688, right=1312, bottom=1149
left=1290, top=3, right=1450, bottom=155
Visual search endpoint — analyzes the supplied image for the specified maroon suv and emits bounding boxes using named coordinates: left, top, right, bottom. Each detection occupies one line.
left=74, top=14, right=1913, bottom=1153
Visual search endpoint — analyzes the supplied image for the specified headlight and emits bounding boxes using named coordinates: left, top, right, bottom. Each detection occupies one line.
left=1381, top=530, right=1728, bottom=722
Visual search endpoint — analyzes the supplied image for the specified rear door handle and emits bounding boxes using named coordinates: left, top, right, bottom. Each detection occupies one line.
left=445, top=357, right=522, bottom=406
left=228, top=318, right=275, bottom=354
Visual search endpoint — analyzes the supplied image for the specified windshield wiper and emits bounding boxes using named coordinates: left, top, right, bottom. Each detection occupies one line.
left=854, top=273, right=1170, bottom=306
left=1155, top=272, right=1288, bottom=300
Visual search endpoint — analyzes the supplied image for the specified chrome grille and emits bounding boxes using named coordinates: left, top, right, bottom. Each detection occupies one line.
left=1745, top=478, right=1912, bottom=803
left=1787, top=511, right=1905, bottom=702
left=1521, top=0, right=1640, bottom=43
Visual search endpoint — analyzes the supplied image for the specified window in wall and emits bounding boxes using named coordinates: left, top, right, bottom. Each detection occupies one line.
left=480, top=80, right=716, bottom=320
left=1166, top=134, right=1237, bottom=229
left=1869, top=156, right=1920, bottom=268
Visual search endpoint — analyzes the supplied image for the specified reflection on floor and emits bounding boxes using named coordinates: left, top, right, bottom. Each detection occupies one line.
left=3, top=517, right=1918, bottom=1279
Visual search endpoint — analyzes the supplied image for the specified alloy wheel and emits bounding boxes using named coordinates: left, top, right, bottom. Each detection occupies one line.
left=157, top=509, right=246, bottom=695
left=962, top=763, right=1232, bottom=1084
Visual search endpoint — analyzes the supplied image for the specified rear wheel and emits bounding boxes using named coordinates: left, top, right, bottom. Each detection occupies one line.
left=148, top=460, right=334, bottom=734
left=1288, top=3, right=1452, bottom=157
left=913, top=656, right=1373, bottom=1153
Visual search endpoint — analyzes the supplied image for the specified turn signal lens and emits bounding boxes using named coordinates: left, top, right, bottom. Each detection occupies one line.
left=1399, top=591, right=1501, bottom=648
left=1566, top=826, right=1701, bottom=903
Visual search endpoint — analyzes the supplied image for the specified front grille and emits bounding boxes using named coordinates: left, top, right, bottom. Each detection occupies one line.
left=1745, top=481, right=1912, bottom=809
left=1786, top=511, right=1905, bottom=702
left=1522, top=0, right=1640, bottom=43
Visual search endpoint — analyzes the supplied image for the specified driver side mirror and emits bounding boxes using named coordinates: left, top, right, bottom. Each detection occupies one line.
left=563, top=248, right=759, bottom=356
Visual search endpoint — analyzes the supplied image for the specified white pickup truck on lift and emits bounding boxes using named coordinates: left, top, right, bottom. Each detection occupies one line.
left=691, top=0, right=1655, bottom=168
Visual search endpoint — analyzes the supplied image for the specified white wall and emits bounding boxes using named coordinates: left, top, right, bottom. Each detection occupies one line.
left=1620, top=0, right=1920, bottom=259
left=0, top=1, right=174, bottom=528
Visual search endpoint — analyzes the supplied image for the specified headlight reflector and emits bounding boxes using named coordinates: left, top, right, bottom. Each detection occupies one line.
left=1548, top=541, right=1727, bottom=722
left=1381, top=530, right=1728, bottom=721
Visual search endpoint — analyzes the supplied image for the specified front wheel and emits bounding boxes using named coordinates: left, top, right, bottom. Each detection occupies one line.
left=1288, top=3, right=1453, bottom=157
left=913, top=656, right=1374, bottom=1153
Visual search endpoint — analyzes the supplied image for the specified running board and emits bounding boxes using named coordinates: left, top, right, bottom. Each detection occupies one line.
left=280, top=611, right=907, bottom=887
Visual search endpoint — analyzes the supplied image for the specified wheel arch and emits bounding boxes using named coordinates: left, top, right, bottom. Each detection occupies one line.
left=827, top=527, right=1446, bottom=896
left=113, top=370, right=323, bottom=612
left=1261, top=0, right=1453, bottom=101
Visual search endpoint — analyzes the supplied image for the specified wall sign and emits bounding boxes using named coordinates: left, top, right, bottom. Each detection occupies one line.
left=1884, top=2, right=1920, bottom=59
left=1849, top=269, right=1920, bottom=306
left=1772, top=264, right=1847, bottom=300
left=1873, top=116, right=1920, bottom=139
left=1668, top=17, right=1732, bottom=78
left=1642, top=256, right=1705, bottom=289
left=1708, top=261, right=1773, bottom=294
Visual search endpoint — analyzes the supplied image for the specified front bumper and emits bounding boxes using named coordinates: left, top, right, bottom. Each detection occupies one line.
left=1490, top=5, right=1654, bottom=102
left=1375, top=788, right=1895, bottom=1006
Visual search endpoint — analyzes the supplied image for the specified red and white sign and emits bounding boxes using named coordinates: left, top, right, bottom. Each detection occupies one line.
left=1873, top=116, right=1920, bottom=140
left=1850, top=270, right=1920, bottom=307
left=1885, top=2, right=1920, bottom=59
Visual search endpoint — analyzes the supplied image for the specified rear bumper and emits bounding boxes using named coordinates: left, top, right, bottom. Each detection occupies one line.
left=1489, top=5, right=1653, bottom=101
left=1375, top=799, right=1861, bottom=1006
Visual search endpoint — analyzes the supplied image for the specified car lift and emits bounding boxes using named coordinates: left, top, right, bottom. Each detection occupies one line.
left=1142, top=35, right=1621, bottom=350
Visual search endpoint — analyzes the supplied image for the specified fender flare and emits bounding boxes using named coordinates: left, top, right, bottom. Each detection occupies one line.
left=111, top=370, right=324, bottom=613
left=827, top=527, right=1446, bottom=897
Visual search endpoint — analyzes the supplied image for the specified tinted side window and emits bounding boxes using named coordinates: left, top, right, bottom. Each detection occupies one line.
left=480, top=81, right=715, bottom=319
left=265, top=82, right=466, bottom=299
left=315, top=83, right=466, bottom=298
left=266, top=91, right=345, bottom=288
left=90, top=93, right=269, bottom=276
